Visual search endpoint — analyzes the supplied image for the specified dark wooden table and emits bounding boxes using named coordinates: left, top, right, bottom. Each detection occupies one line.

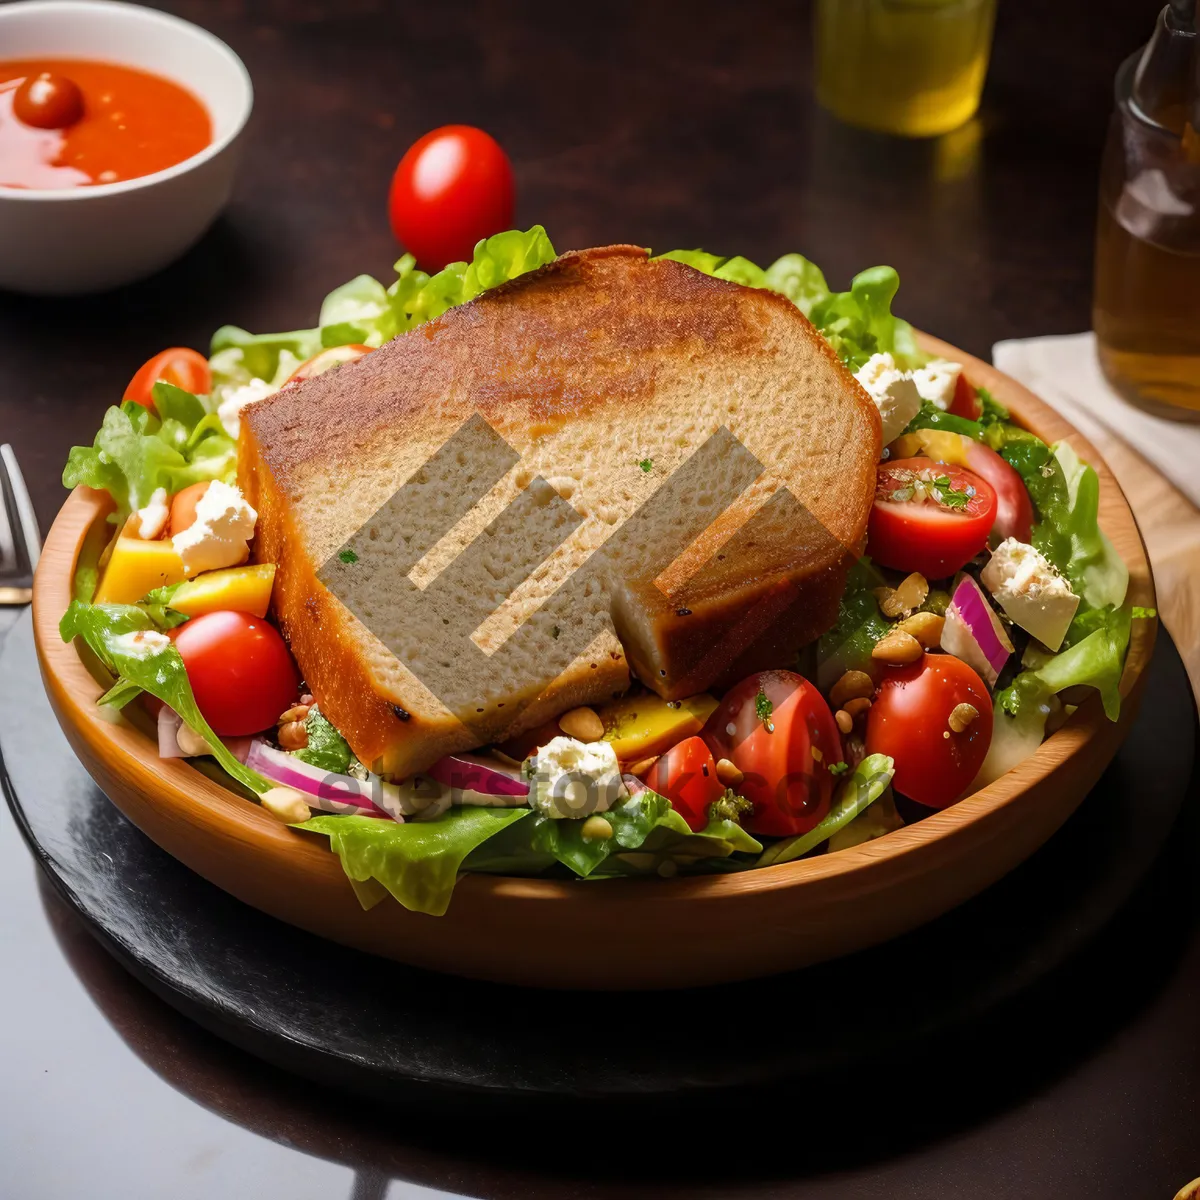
left=6, top=2, right=1200, bottom=1197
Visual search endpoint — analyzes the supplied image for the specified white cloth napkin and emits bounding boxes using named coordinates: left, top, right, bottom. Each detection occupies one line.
left=993, top=332, right=1200, bottom=510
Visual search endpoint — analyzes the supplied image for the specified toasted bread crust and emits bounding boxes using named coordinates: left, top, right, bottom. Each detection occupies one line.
left=241, top=246, right=880, bottom=777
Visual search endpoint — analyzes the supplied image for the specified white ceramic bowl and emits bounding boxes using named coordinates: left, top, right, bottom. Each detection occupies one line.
left=0, top=0, right=252, bottom=295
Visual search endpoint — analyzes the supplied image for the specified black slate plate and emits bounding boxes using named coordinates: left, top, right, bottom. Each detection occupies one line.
left=3, top=611, right=1194, bottom=1113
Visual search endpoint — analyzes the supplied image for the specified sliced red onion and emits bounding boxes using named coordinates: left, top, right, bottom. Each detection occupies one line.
left=426, top=753, right=529, bottom=797
left=941, top=575, right=1013, bottom=686
left=245, top=739, right=391, bottom=817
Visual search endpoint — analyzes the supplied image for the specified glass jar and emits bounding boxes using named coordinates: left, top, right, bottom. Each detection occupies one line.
left=814, top=0, right=997, bottom=138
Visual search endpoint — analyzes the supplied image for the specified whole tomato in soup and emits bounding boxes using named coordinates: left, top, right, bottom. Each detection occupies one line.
left=702, top=670, right=842, bottom=838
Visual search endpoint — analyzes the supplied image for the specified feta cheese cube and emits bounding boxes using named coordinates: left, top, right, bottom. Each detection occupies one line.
left=910, top=358, right=963, bottom=411
left=217, top=376, right=277, bottom=438
left=172, top=480, right=258, bottom=577
left=527, top=736, right=628, bottom=820
left=981, top=538, right=1080, bottom=651
left=853, top=352, right=923, bottom=445
left=133, top=487, right=170, bottom=540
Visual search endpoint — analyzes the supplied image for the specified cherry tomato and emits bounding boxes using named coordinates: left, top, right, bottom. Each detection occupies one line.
left=388, top=125, right=515, bottom=272
left=947, top=373, right=982, bottom=421
left=888, top=430, right=1034, bottom=545
left=174, top=611, right=299, bottom=737
left=14, top=71, right=84, bottom=129
left=125, top=348, right=212, bottom=411
left=702, top=670, right=842, bottom=838
left=285, top=344, right=373, bottom=385
left=644, top=736, right=725, bottom=832
left=868, top=457, right=997, bottom=579
left=865, top=653, right=992, bottom=808
left=167, top=481, right=210, bottom=537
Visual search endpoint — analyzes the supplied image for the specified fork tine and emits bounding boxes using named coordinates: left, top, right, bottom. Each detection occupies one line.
left=0, top=452, right=15, bottom=574
left=0, top=445, right=40, bottom=570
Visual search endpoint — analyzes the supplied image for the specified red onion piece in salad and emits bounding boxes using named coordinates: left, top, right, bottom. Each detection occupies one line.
left=941, top=574, right=1013, bottom=687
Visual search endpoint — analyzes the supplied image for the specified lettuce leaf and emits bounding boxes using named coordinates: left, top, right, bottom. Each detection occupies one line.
left=292, top=705, right=352, bottom=775
left=756, top=754, right=895, bottom=867
left=297, top=807, right=534, bottom=916
left=816, top=557, right=890, bottom=688
left=62, top=390, right=238, bottom=523
left=60, top=600, right=267, bottom=794
left=464, top=785, right=761, bottom=879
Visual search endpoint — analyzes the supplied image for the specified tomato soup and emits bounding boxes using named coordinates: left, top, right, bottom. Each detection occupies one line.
left=0, top=59, right=211, bottom=190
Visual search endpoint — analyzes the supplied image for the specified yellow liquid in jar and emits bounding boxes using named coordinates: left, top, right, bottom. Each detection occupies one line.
left=815, top=0, right=997, bottom=138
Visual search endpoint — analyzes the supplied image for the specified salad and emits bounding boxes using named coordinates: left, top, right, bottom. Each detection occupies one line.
left=59, top=218, right=1148, bottom=917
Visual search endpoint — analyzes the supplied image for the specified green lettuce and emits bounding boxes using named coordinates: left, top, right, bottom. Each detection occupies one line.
left=292, top=705, right=352, bottom=775
left=60, top=600, right=267, bottom=794
left=655, top=249, right=921, bottom=370
left=816, top=557, right=890, bottom=688
left=464, top=785, right=761, bottom=880
left=62, top=384, right=237, bottom=524
left=756, top=754, right=895, bottom=867
left=297, top=807, right=534, bottom=916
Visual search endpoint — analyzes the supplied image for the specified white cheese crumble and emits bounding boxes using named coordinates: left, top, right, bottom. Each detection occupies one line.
left=854, top=352, right=923, bottom=445
left=111, top=629, right=171, bottom=659
left=172, top=480, right=258, bottom=577
left=217, top=376, right=277, bottom=438
left=526, top=736, right=628, bottom=820
left=133, top=487, right=170, bottom=540
left=910, top=358, right=963, bottom=411
left=980, top=538, right=1080, bottom=652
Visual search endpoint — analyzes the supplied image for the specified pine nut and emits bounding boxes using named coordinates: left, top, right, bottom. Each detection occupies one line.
left=843, top=696, right=872, bottom=718
left=558, top=706, right=605, bottom=742
left=872, top=631, right=924, bottom=665
left=278, top=704, right=310, bottom=725
left=581, top=815, right=613, bottom=841
left=873, top=587, right=907, bottom=618
left=896, top=611, right=945, bottom=648
left=835, top=709, right=854, bottom=734
left=830, top=669, right=874, bottom=709
left=627, top=755, right=659, bottom=778
left=894, top=572, right=929, bottom=611
left=715, top=757, right=744, bottom=787
left=261, top=786, right=312, bottom=824
left=278, top=720, right=308, bottom=750
left=947, top=702, right=979, bottom=733
left=175, top=723, right=209, bottom=756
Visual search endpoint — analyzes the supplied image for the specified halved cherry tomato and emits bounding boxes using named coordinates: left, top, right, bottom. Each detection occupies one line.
left=865, top=653, right=993, bottom=809
left=388, top=125, right=515, bottom=272
left=644, top=736, right=725, bottom=832
left=125, top=347, right=211, bottom=411
left=173, top=611, right=299, bottom=736
left=947, top=373, right=982, bottom=421
left=868, top=457, right=997, bottom=579
left=701, top=670, right=842, bottom=838
left=168, top=480, right=210, bottom=537
left=285, top=343, right=373, bottom=386
left=890, top=430, right=1034, bottom=545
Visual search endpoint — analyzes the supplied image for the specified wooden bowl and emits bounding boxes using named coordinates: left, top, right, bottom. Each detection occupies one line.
left=32, top=338, right=1157, bottom=990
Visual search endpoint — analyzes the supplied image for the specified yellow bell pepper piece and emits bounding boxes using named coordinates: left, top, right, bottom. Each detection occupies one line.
left=94, top=537, right=187, bottom=606
left=168, top=563, right=276, bottom=618
left=598, top=692, right=719, bottom=762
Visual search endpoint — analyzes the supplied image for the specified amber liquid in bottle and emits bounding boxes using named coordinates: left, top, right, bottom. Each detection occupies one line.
left=1094, top=181, right=1200, bottom=419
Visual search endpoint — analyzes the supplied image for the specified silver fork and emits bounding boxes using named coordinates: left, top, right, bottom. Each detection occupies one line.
left=0, top=444, right=41, bottom=611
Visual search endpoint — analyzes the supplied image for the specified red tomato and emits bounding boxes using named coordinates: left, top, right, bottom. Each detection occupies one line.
left=868, top=458, right=997, bottom=579
left=388, top=125, right=515, bottom=272
left=644, top=736, right=725, bottom=832
left=947, top=373, right=982, bottom=421
left=701, top=670, right=842, bottom=838
left=285, top=344, right=372, bottom=385
left=173, top=612, right=299, bottom=737
left=167, top=480, right=210, bottom=537
left=14, top=71, right=84, bottom=129
left=124, top=347, right=212, bottom=410
left=865, top=653, right=993, bottom=809
left=959, top=441, right=1034, bottom=545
